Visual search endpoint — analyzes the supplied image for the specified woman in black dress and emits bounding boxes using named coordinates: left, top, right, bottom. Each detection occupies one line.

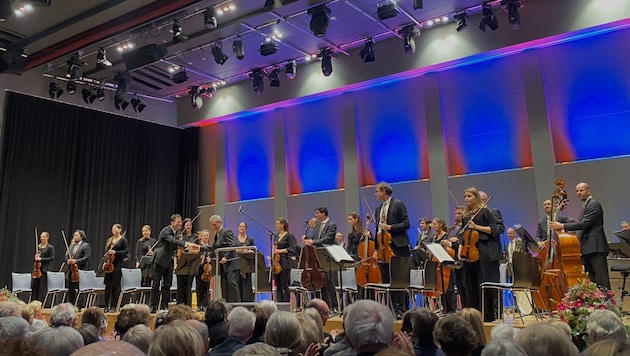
left=236, top=222, right=255, bottom=302
left=103, top=223, right=129, bottom=312
left=272, top=218, right=297, bottom=302
left=31, top=231, right=55, bottom=302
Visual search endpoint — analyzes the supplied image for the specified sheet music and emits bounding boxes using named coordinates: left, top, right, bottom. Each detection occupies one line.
left=425, top=243, right=455, bottom=264
left=323, top=245, right=355, bottom=264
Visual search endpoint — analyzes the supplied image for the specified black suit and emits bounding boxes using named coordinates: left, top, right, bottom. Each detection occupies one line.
left=563, top=197, right=610, bottom=289
left=307, top=218, right=338, bottom=309
left=207, top=336, right=246, bottom=356
left=214, top=227, right=241, bottom=302
left=150, top=225, right=187, bottom=310
left=535, top=215, right=572, bottom=243
left=67, top=241, right=91, bottom=306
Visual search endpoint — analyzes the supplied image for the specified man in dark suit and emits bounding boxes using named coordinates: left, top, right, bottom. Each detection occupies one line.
left=211, top=214, right=241, bottom=302
left=302, top=206, right=338, bottom=313
left=550, top=182, right=610, bottom=289
left=535, top=199, right=573, bottom=246
left=207, top=306, right=255, bottom=356
left=149, top=214, right=200, bottom=311
left=66, top=229, right=91, bottom=306
left=374, top=182, right=410, bottom=318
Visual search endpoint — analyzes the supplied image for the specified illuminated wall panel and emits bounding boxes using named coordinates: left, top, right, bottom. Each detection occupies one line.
left=224, top=113, right=275, bottom=201
left=285, top=96, right=345, bottom=194
left=355, top=79, right=429, bottom=186
left=542, top=29, right=630, bottom=162
left=441, top=56, right=532, bottom=176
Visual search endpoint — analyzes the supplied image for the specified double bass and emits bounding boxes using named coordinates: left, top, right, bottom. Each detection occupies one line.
left=299, top=221, right=326, bottom=290
left=355, top=214, right=381, bottom=287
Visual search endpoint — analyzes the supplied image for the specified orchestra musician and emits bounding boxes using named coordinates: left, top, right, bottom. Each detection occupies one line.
left=273, top=217, right=297, bottom=302
left=535, top=199, right=573, bottom=248
left=479, top=191, right=505, bottom=239
left=103, top=224, right=129, bottom=312
left=622, top=221, right=630, bottom=231
left=549, top=182, right=611, bottom=290
left=134, top=225, right=155, bottom=287
left=210, top=214, right=241, bottom=302
left=236, top=222, right=255, bottom=302
left=444, top=206, right=465, bottom=313
left=335, top=233, right=346, bottom=248
left=505, top=227, right=526, bottom=264
left=416, top=217, right=436, bottom=247
left=432, top=217, right=455, bottom=309
left=67, top=230, right=91, bottom=307
left=176, top=218, right=197, bottom=306
left=461, top=187, right=501, bottom=322
left=374, top=182, right=411, bottom=320
left=346, top=212, right=367, bottom=262
left=31, top=231, right=55, bottom=302
left=149, top=214, right=200, bottom=312
left=302, top=206, right=338, bottom=314
left=195, top=229, right=213, bottom=312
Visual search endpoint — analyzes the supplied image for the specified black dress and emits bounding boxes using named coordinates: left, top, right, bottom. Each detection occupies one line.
left=237, top=236, right=255, bottom=302
left=274, top=232, right=297, bottom=302
left=31, top=243, right=55, bottom=302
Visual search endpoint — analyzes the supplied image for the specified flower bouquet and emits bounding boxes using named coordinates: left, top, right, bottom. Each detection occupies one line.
left=0, top=286, right=19, bottom=302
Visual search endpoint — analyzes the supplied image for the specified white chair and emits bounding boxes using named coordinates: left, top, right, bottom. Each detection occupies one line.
left=336, top=268, right=357, bottom=310
left=364, top=256, right=412, bottom=314
left=288, top=269, right=310, bottom=310
left=407, top=268, right=426, bottom=308
left=11, top=272, right=32, bottom=302
left=116, top=268, right=151, bottom=311
left=76, top=270, right=96, bottom=307
left=43, top=271, right=67, bottom=307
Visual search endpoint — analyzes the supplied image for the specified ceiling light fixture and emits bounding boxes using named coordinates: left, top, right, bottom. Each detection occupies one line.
left=400, top=25, right=417, bottom=56
left=250, top=68, right=264, bottom=95
left=172, top=19, right=188, bottom=44
left=81, top=88, right=94, bottom=104
left=211, top=43, right=228, bottom=65
left=308, top=4, right=331, bottom=37
left=479, top=2, right=499, bottom=32
left=259, top=38, right=278, bottom=56
left=504, top=0, right=523, bottom=29
left=114, top=94, right=129, bottom=111
left=189, top=86, right=204, bottom=110
left=454, top=12, right=468, bottom=32
left=204, top=8, right=218, bottom=30
left=320, top=48, right=333, bottom=77
left=359, top=38, right=375, bottom=63
left=412, top=0, right=423, bottom=10
left=131, top=96, right=147, bottom=113
left=96, top=47, right=112, bottom=69
left=285, top=60, right=296, bottom=79
left=95, top=87, right=105, bottom=101
left=66, top=54, right=84, bottom=80
left=48, top=82, right=63, bottom=99
left=377, top=0, right=398, bottom=20
left=171, top=68, right=188, bottom=84
left=268, top=68, right=280, bottom=87
left=66, top=81, right=77, bottom=95
left=233, top=37, right=245, bottom=60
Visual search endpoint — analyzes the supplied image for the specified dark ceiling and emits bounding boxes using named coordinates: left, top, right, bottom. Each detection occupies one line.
left=0, top=0, right=519, bottom=101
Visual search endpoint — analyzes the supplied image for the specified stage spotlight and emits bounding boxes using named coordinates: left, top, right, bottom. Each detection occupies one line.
left=189, top=86, right=203, bottom=110
left=96, top=47, right=112, bottom=69
left=268, top=68, right=280, bottom=87
left=23, top=0, right=51, bottom=6
left=115, top=72, right=130, bottom=96
left=171, top=68, right=188, bottom=83
left=67, top=81, right=77, bottom=95
left=359, top=38, right=375, bottom=63
left=95, top=87, right=105, bottom=101
left=320, top=49, right=333, bottom=77
left=233, top=38, right=245, bottom=60
left=250, top=69, right=264, bottom=95
left=479, top=2, right=499, bottom=32
left=506, top=0, right=522, bottom=29
left=454, top=13, right=467, bottom=32
left=172, top=19, right=188, bottom=44
left=204, top=8, right=218, bottom=30
left=264, top=0, right=274, bottom=10
left=308, top=4, right=330, bottom=37
left=400, top=25, right=417, bottom=56
left=377, top=0, right=398, bottom=20
left=66, top=55, right=84, bottom=80
left=285, top=60, right=296, bottom=79
left=211, top=43, right=228, bottom=65
left=259, top=38, right=278, bottom=56
left=0, top=0, right=13, bottom=22
left=412, top=0, right=423, bottom=10
left=131, top=96, right=146, bottom=113
left=48, top=82, right=63, bottom=99
left=114, top=94, right=129, bottom=111
left=81, top=88, right=93, bottom=104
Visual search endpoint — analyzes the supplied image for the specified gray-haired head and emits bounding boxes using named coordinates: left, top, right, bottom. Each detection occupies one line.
left=257, top=299, right=278, bottom=318
left=344, top=300, right=394, bottom=352
left=0, top=301, right=21, bottom=317
left=481, top=339, right=527, bottom=356
left=587, top=309, right=627, bottom=344
left=0, top=316, right=29, bottom=340
left=50, top=302, right=76, bottom=327
left=228, top=306, right=256, bottom=341
left=32, top=326, right=84, bottom=356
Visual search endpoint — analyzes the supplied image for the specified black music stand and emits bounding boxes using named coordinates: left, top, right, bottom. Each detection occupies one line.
left=609, top=243, right=630, bottom=258
left=615, top=230, right=630, bottom=244
left=515, top=226, right=541, bottom=253
left=175, top=253, right=201, bottom=276
left=315, top=245, right=354, bottom=311
left=139, top=255, right=154, bottom=278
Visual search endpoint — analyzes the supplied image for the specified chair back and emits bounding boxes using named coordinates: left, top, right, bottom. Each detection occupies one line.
left=290, top=269, right=303, bottom=287
left=11, top=273, right=31, bottom=293
left=389, top=256, right=411, bottom=289
left=256, top=269, right=273, bottom=292
left=121, top=268, right=142, bottom=292
left=423, top=261, right=438, bottom=290
left=409, top=269, right=424, bottom=287
left=94, top=276, right=105, bottom=289
left=338, top=267, right=357, bottom=290
left=512, top=252, right=535, bottom=288
left=46, top=271, right=66, bottom=291
left=78, top=270, right=96, bottom=291
left=499, top=263, right=508, bottom=284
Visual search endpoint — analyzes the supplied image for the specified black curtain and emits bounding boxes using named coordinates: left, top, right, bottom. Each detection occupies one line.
left=0, top=92, right=199, bottom=287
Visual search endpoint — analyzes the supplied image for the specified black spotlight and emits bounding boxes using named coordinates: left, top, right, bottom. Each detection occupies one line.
left=506, top=0, right=522, bottom=29
left=23, top=0, right=52, bottom=5
left=259, top=39, right=278, bottom=56
left=81, top=88, right=94, bottom=104
left=211, top=43, right=228, bottom=65
left=95, top=87, right=105, bottom=101
left=377, top=1, right=399, bottom=20
left=66, top=55, right=84, bottom=80
left=401, top=25, right=417, bottom=56
left=171, top=68, right=188, bottom=84
left=359, top=38, right=375, bottom=63
left=204, top=8, right=218, bottom=30
left=48, top=82, right=63, bottom=99
left=412, top=0, right=423, bottom=10
left=268, top=68, right=280, bottom=87
left=172, top=19, right=188, bottom=44
left=233, top=38, right=245, bottom=60
left=96, top=47, right=112, bottom=70
left=131, top=96, right=146, bottom=113
left=264, top=0, right=274, bottom=10
left=250, top=69, right=264, bottom=95
left=285, top=60, right=296, bottom=79
left=114, top=94, right=129, bottom=111
left=308, top=4, right=330, bottom=37
left=479, top=2, right=499, bottom=32
left=320, top=49, right=333, bottom=77
left=454, top=13, right=467, bottom=32
left=0, top=0, right=12, bottom=22
left=67, top=81, right=77, bottom=95
left=189, top=86, right=203, bottom=110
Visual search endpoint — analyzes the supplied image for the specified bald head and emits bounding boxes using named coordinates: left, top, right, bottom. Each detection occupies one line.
left=70, top=340, right=145, bottom=356
left=575, top=182, right=592, bottom=202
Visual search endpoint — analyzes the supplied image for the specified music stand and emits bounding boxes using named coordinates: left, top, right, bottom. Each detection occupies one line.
left=609, top=243, right=630, bottom=258
left=515, top=226, right=541, bottom=253
left=315, top=245, right=355, bottom=311
left=139, top=255, right=154, bottom=278
left=615, top=230, right=630, bottom=244
left=175, top=253, right=201, bottom=276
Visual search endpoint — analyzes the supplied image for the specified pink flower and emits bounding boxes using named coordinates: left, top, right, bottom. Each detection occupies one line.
left=575, top=300, right=584, bottom=308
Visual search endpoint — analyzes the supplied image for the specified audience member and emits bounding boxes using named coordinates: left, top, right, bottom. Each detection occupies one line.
left=433, top=314, right=478, bottom=356
left=233, top=342, right=278, bottom=356
left=322, top=308, right=354, bottom=356
left=205, top=299, right=229, bottom=348
left=121, top=304, right=151, bottom=325
left=153, top=309, right=168, bottom=330
left=344, top=300, right=394, bottom=354
left=459, top=308, right=487, bottom=356
left=185, top=319, right=210, bottom=354
left=305, top=298, right=330, bottom=326
left=584, top=339, right=630, bottom=356
left=0, top=316, right=29, bottom=340
left=114, top=306, right=148, bottom=338
left=0, top=301, right=21, bottom=317
left=586, top=309, right=628, bottom=344
left=70, top=340, right=145, bottom=356
left=480, top=339, right=526, bottom=356
left=303, top=307, right=326, bottom=344
left=0, top=336, right=51, bottom=356
left=81, top=306, right=107, bottom=340
left=147, top=320, right=204, bottom=356
left=121, top=324, right=153, bottom=354
left=77, top=324, right=99, bottom=345
left=28, top=300, right=47, bottom=324
left=31, top=326, right=84, bottom=356
left=257, top=300, right=278, bottom=319
left=49, top=302, right=76, bottom=327
left=489, top=324, right=518, bottom=341
left=409, top=308, right=444, bottom=356
left=164, top=303, right=198, bottom=324
left=296, top=312, right=323, bottom=351
left=209, top=306, right=256, bottom=355
left=265, top=310, right=304, bottom=356
left=514, top=323, right=578, bottom=356
left=247, top=307, right=269, bottom=344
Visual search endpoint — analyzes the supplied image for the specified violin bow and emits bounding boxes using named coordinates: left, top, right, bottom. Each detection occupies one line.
left=360, top=195, right=377, bottom=229
left=458, top=196, right=493, bottom=236
left=59, top=230, right=71, bottom=272
left=103, top=230, right=126, bottom=258
left=34, top=228, right=39, bottom=254
left=447, top=188, right=463, bottom=207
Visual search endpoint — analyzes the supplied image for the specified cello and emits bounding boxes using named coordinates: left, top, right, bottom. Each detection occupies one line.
left=355, top=214, right=381, bottom=287
left=299, top=221, right=326, bottom=291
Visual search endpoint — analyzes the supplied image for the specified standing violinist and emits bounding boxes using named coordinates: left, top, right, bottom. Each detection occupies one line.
left=416, top=217, right=436, bottom=246
left=444, top=206, right=465, bottom=313
left=176, top=218, right=197, bottom=306
left=236, top=222, right=255, bottom=302
left=135, top=225, right=155, bottom=287
left=462, top=187, right=501, bottom=322
left=302, top=206, right=338, bottom=314
left=273, top=218, right=297, bottom=302
left=374, top=182, right=410, bottom=319
left=67, top=229, right=91, bottom=307
left=31, top=231, right=55, bottom=302
left=196, top=229, right=213, bottom=312
left=103, top=224, right=129, bottom=312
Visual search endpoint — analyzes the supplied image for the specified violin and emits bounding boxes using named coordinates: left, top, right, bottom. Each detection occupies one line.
left=32, top=228, right=42, bottom=279
left=201, top=253, right=213, bottom=283
left=103, top=253, right=115, bottom=273
left=61, top=230, right=80, bottom=283
left=272, top=238, right=282, bottom=275
left=459, top=196, right=492, bottom=263
left=376, top=211, right=394, bottom=264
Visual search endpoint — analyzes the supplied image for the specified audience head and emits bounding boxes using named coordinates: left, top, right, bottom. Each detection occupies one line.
left=77, top=323, right=99, bottom=345
left=165, top=303, right=197, bottom=324
left=148, top=320, right=204, bottom=356
left=584, top=338, right=630, bottom=356
left=81, top=306, right=106, bottom=336
left=344, top=300, right=394, bottom=353
left=0, top=336, right=50, bottom=355
left=121, top=324, right=153, bottom=354
left=296, top=312, right=322, bottom=347
left=50, top=302, right=76, bottom=327
left=305, top=298, right=329, bottom=326
left=257, top=299, right=278, bottom=318
left=400, top=309, right=415, bottom=335
left=250, top=306, right=270, bottom=343
left=153, top=309, right=168, bottom=330
left=586, top=309, right=627, bottom=344
left=515, top=323, right=578, bottom=356
left=205, top=299, right=229, bottom=325
left=490, top=323, right=518, bottom=341
left=20, top=303, right=34, bottom=325
left=114, top=306, right=148, bottom=337
left=32, top=326, right=84, bottom=356
left=265, top=311, right=304, bottom=356
left=70, top=340, right=145, bottom=356
left=481, top=339, right=527, bottom=356
left=302, top=308, right=325, bottom=343
left=433, top=314, right=478, bottom=356
left=459, top=307, right=487, bottom=346
left=0, top=301, right=21, bottom=317
left=409, top=308, right=439, bottom=344
left=0, top=316, right=29, bottom=340
left=228, top=307, right=256, bottom=341
left=185, top=319, right=209, bottom=353
left=233, top=342, right=278, bottom=356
